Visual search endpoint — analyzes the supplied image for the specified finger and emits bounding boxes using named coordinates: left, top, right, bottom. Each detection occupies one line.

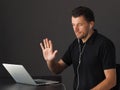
left=49, top=40, right=53, bottom=49
left=53, top=50, right=58, bottom=56
left=40, top=43, right=44, bottom=51
left=46, top=38, right=50, bottom=48
left=43, top=39, right=47, bottom=48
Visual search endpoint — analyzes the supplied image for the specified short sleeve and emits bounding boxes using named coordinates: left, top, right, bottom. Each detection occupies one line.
left=99, top=40, right=116, bottom=70
left=62, top=46, right=72, bottom=66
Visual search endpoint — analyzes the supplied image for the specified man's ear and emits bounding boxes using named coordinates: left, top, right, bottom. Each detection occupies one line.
left=89, top=21, right=95, bottom=29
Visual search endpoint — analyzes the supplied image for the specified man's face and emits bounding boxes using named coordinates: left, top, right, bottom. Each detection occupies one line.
left=71, top=16, right=93, bottom=39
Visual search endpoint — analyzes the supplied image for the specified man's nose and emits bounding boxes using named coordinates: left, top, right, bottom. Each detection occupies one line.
left=74, top=25, right=79, bottom=31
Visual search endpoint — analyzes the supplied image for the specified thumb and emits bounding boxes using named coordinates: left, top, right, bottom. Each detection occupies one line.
left=53, top=50, right=58, bottom=56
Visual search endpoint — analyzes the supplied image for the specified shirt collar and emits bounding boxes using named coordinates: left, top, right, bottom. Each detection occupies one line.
left=86, top=29, right=98, bottom=44
left=78, top=29, right=98, bottom=45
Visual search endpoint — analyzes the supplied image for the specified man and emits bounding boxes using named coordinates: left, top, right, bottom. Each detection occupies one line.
left=40, top=6, right=116, bottom=90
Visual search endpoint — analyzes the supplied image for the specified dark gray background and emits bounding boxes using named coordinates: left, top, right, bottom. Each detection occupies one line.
left=0, top=0, right=120, bottom=90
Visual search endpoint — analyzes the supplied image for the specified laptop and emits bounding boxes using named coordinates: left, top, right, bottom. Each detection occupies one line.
left=2, top=63, right=59, bottom=85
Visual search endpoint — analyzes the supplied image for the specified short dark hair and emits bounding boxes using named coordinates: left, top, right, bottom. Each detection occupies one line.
left=72, top=6, right=95, bottom=22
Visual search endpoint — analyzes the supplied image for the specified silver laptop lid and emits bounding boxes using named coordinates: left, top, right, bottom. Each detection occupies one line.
left=2, top=63, right=59, bottom=85
left=2, top=63, right=36, bottom=85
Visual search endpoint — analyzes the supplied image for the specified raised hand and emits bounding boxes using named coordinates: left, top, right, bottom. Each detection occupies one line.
left=40, top=38, right=58, bottom=62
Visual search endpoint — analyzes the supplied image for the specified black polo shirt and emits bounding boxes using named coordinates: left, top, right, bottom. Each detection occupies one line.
left=62, top=30, right=116, bottom=90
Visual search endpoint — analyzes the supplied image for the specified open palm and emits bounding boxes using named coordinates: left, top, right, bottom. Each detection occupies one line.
left=40, top=38, right=58, bottom=61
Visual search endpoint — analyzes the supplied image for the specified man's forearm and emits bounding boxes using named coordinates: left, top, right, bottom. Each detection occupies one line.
left=91, top=78, right=116, bottom=90
left=46, top=60, right=60, bottom=74
left=91, top=69, right=116, bottom=90
left=46, top=59, right=67, bottom=74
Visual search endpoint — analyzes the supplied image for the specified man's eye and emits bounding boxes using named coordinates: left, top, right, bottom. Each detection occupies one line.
left=78, top=24, right=83, bottom=26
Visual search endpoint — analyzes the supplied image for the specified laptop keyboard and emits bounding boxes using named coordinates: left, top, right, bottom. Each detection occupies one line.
left=34, top=79, right=58, bottom=85
left=34, top=79, right=47, bottom=84
left=35, top=81, right=46, bottom=84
